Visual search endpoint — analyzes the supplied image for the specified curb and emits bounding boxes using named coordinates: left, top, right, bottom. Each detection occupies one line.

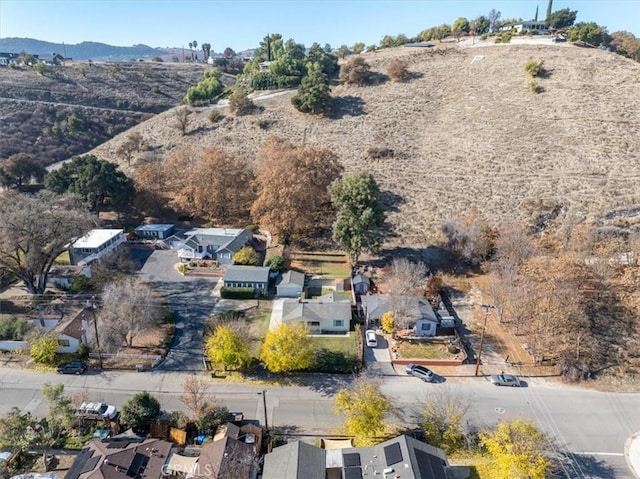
left=625, top=432, right=640, bottom=479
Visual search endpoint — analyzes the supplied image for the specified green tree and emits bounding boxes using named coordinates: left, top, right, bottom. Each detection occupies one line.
left=0, top=153, right=47, bottom=189
left=334, top=379, right=392, bottom=446
left=201, top=43, right=212, bottom=61
left=266, top=255, right=285, bottom=272
left=352, top=42, right=365, bottom=54
left=379, top=35, right=394, bottom=49
left=223, top=47, right=236, bottom=58
left=452, top=17, right=470, bottom=40
left=121, top=391, right=162, bottom=431
left=150, top=56, right=163, bottom=62
left=330, top=173, right=386, bottom=265
left=255, top=33, right=284, bottom=62
left=547, top=8, right=578, bottom=29
left=306, top=43, right=339, bottom=77
left=337, top=45, right=350, bottom=59
left=192, top=40, right=198, bottom=60
left=471, top=15, right=490, bottom=35
left=0, top=407, right=35, bottom=454
left=545, top=0, right=553, bottom=23
left=183, top=69, right=225, bottom=105
left=478, top=420, right=552, bottom=479
left=45, top=155, right=134, bottom=215
left=0, top=191, right=94, bottom=294
left=205, top=325, right=251, bottom=371
left=292, top=62, right=332, bottom=115
left=233, top=246, right=259, bottom=265
left=338, top=56, right=371, bottom=86
left=569, top=22, right=608, bottom=45
left=260, top=323, right=315, bottom=373
left=29, top=334, right=59, bottom=364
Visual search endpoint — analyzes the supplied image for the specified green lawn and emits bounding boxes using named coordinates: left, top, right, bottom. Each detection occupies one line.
left=289, top=251, right=351, bottom=278
left=397, top=341, right=455, bottom=360
left=311, top=334, right=360, bottom=373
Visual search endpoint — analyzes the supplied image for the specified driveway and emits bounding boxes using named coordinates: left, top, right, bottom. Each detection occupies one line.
left=133, top=248, right=218, bottom=371
left=363, top=331, right=397, bottom=376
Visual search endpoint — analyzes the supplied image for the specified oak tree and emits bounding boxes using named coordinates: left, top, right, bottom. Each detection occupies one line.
left=251, top=137, right=343, bottom=244
left=330, top=173, right=385, bottom=265
left=0, top=153, right=47, bottom=189
left=260, top=323, right=315, bottom=373
left=0, top=191, right=94, bottom=294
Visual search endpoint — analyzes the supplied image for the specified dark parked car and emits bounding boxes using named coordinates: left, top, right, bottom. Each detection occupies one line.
left=405, top=363, right=435, bottom=382
left=490, top=373, right=521, bottom=387
left=57, top=360, right=88, bottom=375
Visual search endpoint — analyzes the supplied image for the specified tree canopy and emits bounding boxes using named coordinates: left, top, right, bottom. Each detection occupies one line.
left=44, top=154, right=134, bottom=215
left=205, top=325, right=251, bottom=371
left=0, top=191, right=94, bottom=294
left=334, top=379, right=392, bottom=446
left=121, top=391, right=162, bottom=431
left=0, top=153, right=46, bottom=189
left=183, top=69, right=225, bottom=105
left=547, top=8, right=578, bottom=29
left=260, top=323, right=316, bottom=373
left=569, top=22, right=608, bottom=46
left=251, top=137, right=343, bottom=244
left=330, top=173, right=386, bottom=265
left=339, top=57, right=372, bottom=86
left=291, top=62, right=332, bottom=115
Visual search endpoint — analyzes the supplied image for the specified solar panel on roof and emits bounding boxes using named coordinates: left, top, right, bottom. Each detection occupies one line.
left=80, top=456, right=100, bottom=474
left=415, top=448, right=447, bottom=479
left=106, top=440, right=131, bottom=448
left=383, top=442, right=403, bottom=466
left=344, top=466, right=362, bottom=479
left=343, top=453, right=361, bottom=467
left=128, top=452, right=149, bottom=477
left=65, top=448, right=93, bottom=479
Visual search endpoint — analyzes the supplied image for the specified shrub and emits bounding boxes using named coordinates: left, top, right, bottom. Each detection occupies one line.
left=245, top=224, right=259, bottom=231
left=266, top=255, right=285, bottom=272
left=495, top=32, right=512, bottom=43
left=183, top=69, right=225, bottom=105
left=524, top=59, right=546, bottom=77
left=29, top=334, right=59, bottom=364
left=208, top=109, right=223, bottom=123
left=387, top=59, right=410, bottom=82
left=529, top=80, right=543, bottom=94
left=70, top=274, right=95, bottom=293
left=254, top=119, right=270, bottom=129
left=220, top=287, right=259, bottom=299
left=228, top=88, right=256, bottom=116
left=0, top=316, right=31, bottom=340
left=151, top=86, right=160, bottom=94
left=339, top=57, right=372, bottom=86
left=233, top=246, right=259, bottom=265
left=177, top=264, right=187, bottom=274
left=250, top=72, right=301, bottom=90
left=367, top=146, right=394, bottom=160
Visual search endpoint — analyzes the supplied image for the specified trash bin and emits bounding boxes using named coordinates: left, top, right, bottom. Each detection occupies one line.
left=136, top=364, right=144, bottom=372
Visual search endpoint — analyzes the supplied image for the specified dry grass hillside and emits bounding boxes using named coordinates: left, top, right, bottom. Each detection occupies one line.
left=93, top=43, right=640, bottom=244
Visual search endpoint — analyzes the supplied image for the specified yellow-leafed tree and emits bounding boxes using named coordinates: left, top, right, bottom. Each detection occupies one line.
left=206, top=325, right=251, bottom=371
left=260, top=323, right=315, bottom=373
left=381, top=311, right=395, bottom=334
left=478, top=419, right=551, bottom=479
left=334, top=379, right=392, bottom=446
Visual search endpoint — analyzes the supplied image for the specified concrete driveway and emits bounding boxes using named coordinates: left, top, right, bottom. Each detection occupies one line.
left=133, top=248, right=218, bottom=371
left=363, top=330, right=397, bottom=376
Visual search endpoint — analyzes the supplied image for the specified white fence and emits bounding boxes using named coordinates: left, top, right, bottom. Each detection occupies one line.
left=0, top=340, right=28, bottom=351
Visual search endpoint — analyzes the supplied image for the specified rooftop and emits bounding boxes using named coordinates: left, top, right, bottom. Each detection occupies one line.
left=185, top=227, right=244, bottom=237
left=223, top=266, right=271, bottom=283
left=72, top=229, right=124, bottom=249
left=135, top=224, right=174, bottom=232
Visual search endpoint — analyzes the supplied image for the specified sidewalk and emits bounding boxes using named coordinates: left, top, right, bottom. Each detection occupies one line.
left=625, top=432, right=640, bottom=479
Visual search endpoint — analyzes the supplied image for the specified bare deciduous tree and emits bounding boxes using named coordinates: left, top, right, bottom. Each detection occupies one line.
left=180, top=376, right=214, bottom=422
left=97, top=278, right=164, bottom=352
left=174, top=106, right=192, bottom=136
left=442, top=212, right=496, bottom=265
left=0, top=191, right=94, bottom=294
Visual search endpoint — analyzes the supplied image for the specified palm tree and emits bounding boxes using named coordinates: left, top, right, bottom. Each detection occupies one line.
left=188, top=42, right=193, bottom=62
left=193, top=41, right=198, bottom=61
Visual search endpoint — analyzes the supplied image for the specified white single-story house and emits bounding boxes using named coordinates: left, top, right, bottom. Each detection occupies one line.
left=177, top=228, right=253, bottom=264
left=47, top=265, right=92, bottom=289
left=500, top=21, right=548, bottom=33
left=270, top=293, right=352, bottom=334
left=276, top=271, right=306, bottom=298
left=134, top=223, right=175, bottom=240
left=69, top=229, right=127, bottom=266
left=223, top=266, right=270, bottom=291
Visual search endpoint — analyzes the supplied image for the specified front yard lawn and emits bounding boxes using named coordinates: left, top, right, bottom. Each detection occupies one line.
left=289, top=251, right=351, bottom=278
left=397, top=340, right=455, bottom=360
left=312, top=334, right=360, bottom=373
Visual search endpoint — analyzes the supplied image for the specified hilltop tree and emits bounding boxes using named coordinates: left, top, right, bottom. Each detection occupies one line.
left=352, top=42, right=365, bottom=54
left=205, top=325, right=251, bottom=371
left=0, top=153, right=47, bottom=189
left=251, top=137, right=343, bottom=244
left=337, top=45, right=350, bottom=59
left=291, top=62, right=332, bottom=115
left=44, top=154, right=134, bottom=215
left=610, top=31, right=640, bottom=61
left=192, top=40, right=198, bottom=60
left=116, top=131, right=144, bottom=167
left=260, top=323, right=316, bottom=373
left=452, top=17, right=470, bottom=40
left=545, top=0, right=553, bottom=23
left=223, top=47, right=236, bottom=58
left=306, top=42, right=339, bottom=76
left=488, top=9, right=502, bottom=32
left=256, top=33, right=284, bottom=61
left=201, top=42, right=211, bottom=61
left=547, top=8, right=578, bottom=29
left=570, top=22, right=608, bottom=46
left=471, top=15, right=490, bottom=35
left=334, top=379, right=392, bottom=446
left=0, top=191, right=93, bottom=294
left=330, top=173, right=385, bottom=265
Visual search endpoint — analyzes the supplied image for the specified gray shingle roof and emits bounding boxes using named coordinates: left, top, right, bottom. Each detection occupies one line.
left=262, top=441, right=325, bottom=479
left=223, top=266, right=270, bottom=283
left=281, top=300, right=351, bottom=323
left=277, top=271, right=306, bottom=288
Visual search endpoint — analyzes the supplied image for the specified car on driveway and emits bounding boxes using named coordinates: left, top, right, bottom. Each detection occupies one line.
left=79, top=402, right=118, bottom=420
left=56, top=360, right=88, bottom=375
left=490, top=373, right=521, bottom=387
left=365, top=330, right=378, bottom=348
left=405, top=363, right=435, bottom=382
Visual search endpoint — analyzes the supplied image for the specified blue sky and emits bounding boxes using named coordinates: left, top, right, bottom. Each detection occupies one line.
left=0, top=0, right=638, bottom=52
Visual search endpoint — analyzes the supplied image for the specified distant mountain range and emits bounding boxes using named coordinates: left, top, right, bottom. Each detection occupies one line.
left=0, top=37, right=172, bottom=60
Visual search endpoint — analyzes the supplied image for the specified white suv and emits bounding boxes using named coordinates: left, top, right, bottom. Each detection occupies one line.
left=79, top=402, right=118, bottom=420
left=365, top=330, right=378, bottom=348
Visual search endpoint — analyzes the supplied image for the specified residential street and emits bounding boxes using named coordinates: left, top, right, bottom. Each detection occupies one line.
left=0, top=366, right=638, bottom=478
left=134, top=248, right=218, bottom=371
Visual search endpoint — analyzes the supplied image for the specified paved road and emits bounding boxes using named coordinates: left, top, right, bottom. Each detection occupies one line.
left=134, top=248, right=218, bottom=371
left=1, top=366, right=638, bottom=478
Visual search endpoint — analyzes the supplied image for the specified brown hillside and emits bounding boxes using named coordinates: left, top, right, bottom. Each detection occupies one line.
left=92, top=44, right=640, bottom=244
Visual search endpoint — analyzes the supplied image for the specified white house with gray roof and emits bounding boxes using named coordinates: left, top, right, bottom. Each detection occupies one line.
left=276, top=270, right=306, bottom=297
left=269, top=293, right=351, bottom=334
left=177, top=227, right=252, bottom=264
left=222, top=266, right=270, bottom=291
left=68, top=229, right=126, bottom=266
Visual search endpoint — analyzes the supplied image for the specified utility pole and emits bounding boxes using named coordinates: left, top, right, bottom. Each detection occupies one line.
left=87, top=296, right=103, bottom=370
left=474, top=304, right=494, bottom=377
left=258, top=390, right=268, bottom=435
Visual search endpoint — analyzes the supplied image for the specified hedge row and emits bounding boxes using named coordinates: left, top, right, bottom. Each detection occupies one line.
left=220, top=286, right=258, bottom=299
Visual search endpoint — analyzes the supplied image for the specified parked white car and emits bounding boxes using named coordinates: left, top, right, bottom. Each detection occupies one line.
left=365, top=330, right=378, bottom=348
left=79, top=402, right=118, bottom=420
